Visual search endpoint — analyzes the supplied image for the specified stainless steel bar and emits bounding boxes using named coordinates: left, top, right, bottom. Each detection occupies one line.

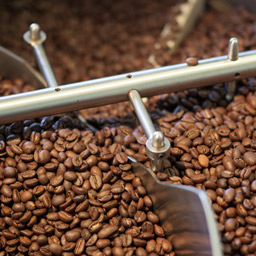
left=24, top=24, right=57, bottom=88
left=128, top=90, right=170, bottom=172
left=24, top=23, right=96, bottom=130
left=1, top=50, right=256, bottom=124
left=32, top=42, right=91, bottom=124
left=128, top=90, right=155, bottom=138
left=225, top=37, right=239, bottom=101
left=33, top=44, right=58, bottom=88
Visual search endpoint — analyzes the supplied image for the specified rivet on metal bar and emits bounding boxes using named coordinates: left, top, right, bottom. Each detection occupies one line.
left=225, top=37, right=239, bottom=101
left=128, top=89, right=170, bottom=172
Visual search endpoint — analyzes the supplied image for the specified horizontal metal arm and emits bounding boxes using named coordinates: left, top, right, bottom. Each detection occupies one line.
left=0, top=50, right=256, bottom=124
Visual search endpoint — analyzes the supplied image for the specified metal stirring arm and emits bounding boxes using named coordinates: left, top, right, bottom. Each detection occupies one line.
left=128, top=90, right=170, bottom=172
left=23, top=23, right=57, bottom=88
left=0, top=38, right=256, bottom=124
left=128, top=91, right=222, bottom=255
left=23, top=23, right=95, bottom=130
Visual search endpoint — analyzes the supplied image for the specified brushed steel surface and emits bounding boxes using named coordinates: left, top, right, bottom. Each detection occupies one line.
left=24, top=23, right=58, bottom=88
left=33, top=44, right=58, bottom=88
left=128, top=90, right=155, bottom=138
left=226, top=38, right=239, bottom=101
left=129, top=157, right=223, bottom=256
left=0, top=46, right=46, bottom=89
left=128, top=90, right=170, bottom=172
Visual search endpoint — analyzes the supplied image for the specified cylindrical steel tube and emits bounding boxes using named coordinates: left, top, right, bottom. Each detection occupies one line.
left=1, top=50, right=256, bottom=124
left=33, top=44, right=58, bottom=88
left=128, top=90, right=168, bottom=172
left=128, top=90, right=155, bottom=138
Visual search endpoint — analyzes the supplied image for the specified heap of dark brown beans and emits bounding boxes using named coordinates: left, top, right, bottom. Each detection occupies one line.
left=0, top=74, right=175, bottom=255
left=0, top=86, right=173, bottom=255
left=153, top=8, right=256, bottom=255
left=2, top=1, right=256, bottom=256
left=157, top=91, right=256, bottom=255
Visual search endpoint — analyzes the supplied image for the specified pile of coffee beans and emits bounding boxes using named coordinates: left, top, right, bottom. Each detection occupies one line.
left=156, top=91, right=256, bottom=255
left=0, top=77, right=35, bottom=96
left=0, top=114, right=173, bottom=255
left=2, top=1, right=256, bottom=256
left=0, top=78, right=174, bottom=255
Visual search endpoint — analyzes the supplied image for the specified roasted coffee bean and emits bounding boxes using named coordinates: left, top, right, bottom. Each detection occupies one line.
left=111, top=183, right=125, bottom=194
left=49, top=243, right=62, bottom=256
left=50, top=175, right=64, bottom=186
left=186, top=57, right=198, bottom=66
left=134, top=211, right=147, bottom=223
left=38, top=150, right=51, bottom=164
left=223, top=188, right=235, bottom=203
left=65, top=230, right=81, bottom=242
left=243, top=152, right=256, bottom=166
left=88, top=220, right=103, bottom=233
left=1, top=185, right=12, bottom=197
left=198, top=154, right=209, bottom=167
left=223, top=156, right=236, bottom=171
left=3, top=167, right=16, bottom=178
left=98, top=225, right=118, bottom=239
left=58, top=211, right=73, bottom=223
left=52, top=194, right=66, bottom=207
left=74, top=238, right=85, bottom=254
left=89, top=174, right=102, bottom=190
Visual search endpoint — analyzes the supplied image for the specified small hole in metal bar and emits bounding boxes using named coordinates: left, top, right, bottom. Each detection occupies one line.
left=55, top=88, right=61, bottom=92
left=234, top=72, right=240, bottom=79
left=127, top=74, right=132, bottom=78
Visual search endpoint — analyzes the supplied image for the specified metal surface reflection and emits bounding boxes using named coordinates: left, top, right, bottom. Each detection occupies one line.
left=0, top=46, right=46, bottom=89
left=129, top=157, right=223, bottom=256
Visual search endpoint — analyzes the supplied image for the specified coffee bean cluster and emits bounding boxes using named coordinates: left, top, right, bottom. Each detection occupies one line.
left=0, top=77, right=173, bottom=255
left=0, top=77, right=35, bottom=96
left=2, top=2, right=256, bottom=256
left=0, top=126, right=173, bottom=255
left=156, top=92, right=256, bottom=255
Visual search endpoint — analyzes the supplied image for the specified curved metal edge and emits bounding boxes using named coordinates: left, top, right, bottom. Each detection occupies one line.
left=197, top=190, right=224, bottom=256
left=128, top=156, right=223, bottom=256
left=0, top=45, right=46, bottom=89
left=156, top=176, right=223, bottom=256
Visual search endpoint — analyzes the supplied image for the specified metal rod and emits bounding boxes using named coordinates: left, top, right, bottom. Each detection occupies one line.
left=24, top=23, right=58, bottom=88
left=150, top=131, right=166, bottom=172
left=1, top=50, right=256, bottom=124
left=32, top=43, right=90, bottom=125
left=128, top=90, right=169, bottom=172
left=128, top=90, right=155, bottom=138
left=33, top=44, right=58, bottom=88
left=24, top=23, right=96, bottom=130
left=225, top=37, right=239, bottom=101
